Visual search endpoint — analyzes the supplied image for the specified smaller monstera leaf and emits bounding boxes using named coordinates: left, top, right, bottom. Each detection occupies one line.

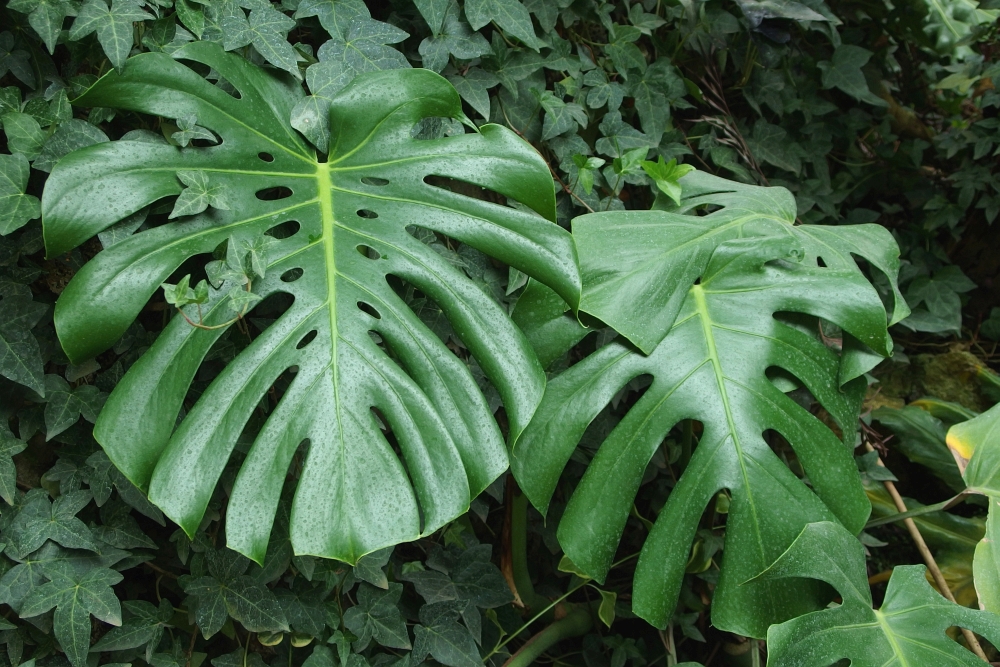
left=512, top=233, right=893, bottom=637
left=41, top=42, right=580, bottom=565
left=577, top=170, right=908, bottom=361
left=755, top=521, right=1000, bottom=666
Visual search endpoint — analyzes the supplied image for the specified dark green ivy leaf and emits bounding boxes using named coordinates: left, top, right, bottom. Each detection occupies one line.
left=464, top=0, right=542, bottom=50
left=291, top=17, right=409, bottom=149
left=0, top=294, right=45, bottom=394
left=180, top=548, right=289, bottom=638
left=91, top=598, right=173, bottom=660
left=33, top=120, right=110, bottom=174
left=6, top=0, right=70, bottom=53
left=352, top=546, right=392, bottom=589
left=412, top=601, right=480, bottom=667
left=418, top=0, right=490, bottom=73
left=9, top=489, right=97, bottom=555
left=68, top=0, right=152, bottom=72
left=43, top=375, right=107, bottom=441
left=817, top=45, right=887, bottom=106
left=0, top=425, right=26, bottom=505
left=20, top=561, right=124, bottom=667
left=343, top=583, right=411, bottom=651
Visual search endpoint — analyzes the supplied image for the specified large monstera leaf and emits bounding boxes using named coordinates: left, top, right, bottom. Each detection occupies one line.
left=42, top=42, right=580, bottom=564
left=512, top=224, right=894, bottom=637
left=756, top=521, right=1000, bottom=666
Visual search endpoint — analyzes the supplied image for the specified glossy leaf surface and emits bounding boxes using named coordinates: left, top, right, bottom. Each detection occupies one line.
left=512, top=228, right=892, bottom=636
left=42, top=42, right=580, bottom=564
left=758, top=521, right=1000, bottom=666
left=576, top=171, right=907, bottom=357
left=946, top=403, right=1000, bottom=612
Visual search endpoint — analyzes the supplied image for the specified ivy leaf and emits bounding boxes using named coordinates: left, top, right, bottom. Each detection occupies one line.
left=171, top=115, right=217, bottom=148
left=756, top=521, right=1000, bottom=665
left=43, top=375, right=107, bottom=441
left=0, top=33, right=34, bottom=89
left=0, top=294, right=45, bottom=395
left=352, top=546, right=392, bottom=589
left=817, top=45, right=887, bottom=107
left=7, top=0, right=72, bottom=53
left=746, top=119, right=803, bottom=174
left=275, top=579, right=328, bottom=636
left=68, top=0, right=152, bottom=72
left=539, top=91, right=587, bottom=141
left=595, top=111, right=654, bottom=158
left=412, top=602, right=480, bottom=667
left=640, top=157, right=694, bottom=206
left=481, top=35, right=543, bottom=96
left=402, top=544, right=512, bottom=609
left=33, top=120, right=110, bottom=174
left=605, top=24, right=646, bottom=76
left=343, top=583, right=410, bottom=650
left=0, top=153, right=42, bottom=236
left=292, top=17, right=410, bottom=148
left=584, top=69, right=625, bottom=111
left=91, top=598, right=173, bottom=660
left=245, top=6, right=301, bottom=75
left=419, top=1, right=490, bottom=73
left=464, top=0, right=542, bottom=50
left=0, top=426, right=27, bottom=505
left=293, top=0, right=370, bottom=39
left=181, top=548, right=290, bottom=638
left=2, top=112, right=45, bottom=160
left=572, top=154, right=605, bottom=195
left=20, top=562, right=124, bottom=667
left=92, top=501, right=158, bottom=549
left=169, top=170, right=230, bottom=219
left=446, top=69, right=499, bottom=120
left=9, top=490, right=97, bottom=555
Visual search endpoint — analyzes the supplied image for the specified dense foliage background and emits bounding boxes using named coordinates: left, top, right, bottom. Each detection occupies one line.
left=1, top=0, right=1000, bottom=664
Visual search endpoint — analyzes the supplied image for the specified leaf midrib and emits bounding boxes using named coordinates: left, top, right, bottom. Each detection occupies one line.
left=692, top=284, right=765, bottom=564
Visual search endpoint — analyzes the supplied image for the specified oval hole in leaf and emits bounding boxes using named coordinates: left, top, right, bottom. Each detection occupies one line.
left=258, top=152, right=274, bottom=162
left=357, top=245, right=380, bottom=259
left=424, top=175, right=513, bottom=208
left=264, top=220, right=300, bottom=239
left=280, top=268, right=303, bottom=283
left=357, top=209, right=378, bottom=219
left=358, top=302, right=381, bottom=319
left=361, top=177, right=389, bottom=186
left=255, top=186, right=293, bottom=201
left=296, top=330, right=318, bottom=350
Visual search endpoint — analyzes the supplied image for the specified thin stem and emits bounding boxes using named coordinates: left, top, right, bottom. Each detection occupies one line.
left=484, top=580, right=590, bottom=661
left=865, top=442, right=989, bottom=662
left=500, top=606, right=592, bottom=667
left=864, top=492, right=968, bottom=528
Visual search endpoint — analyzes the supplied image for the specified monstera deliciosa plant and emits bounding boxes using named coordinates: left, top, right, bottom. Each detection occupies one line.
left=42, top=42, right=581, bottom=565
left=510, top=173, right=909, bottom=637
left=40, top=37, right=945, bottom=656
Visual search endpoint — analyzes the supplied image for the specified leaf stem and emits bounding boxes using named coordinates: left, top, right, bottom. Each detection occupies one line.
left=864, top=492, right=968, bottom=528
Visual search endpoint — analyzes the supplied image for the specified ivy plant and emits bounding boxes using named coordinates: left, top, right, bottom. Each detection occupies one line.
left=41, top=42, right=581, bottom=565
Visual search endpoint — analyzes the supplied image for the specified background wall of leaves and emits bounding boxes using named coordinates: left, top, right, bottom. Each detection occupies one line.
left=1, top=0, right=1000, bottom=664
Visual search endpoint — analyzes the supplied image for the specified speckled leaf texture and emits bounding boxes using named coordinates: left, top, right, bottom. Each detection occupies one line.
left=42, top=42, right=580, bottom=565
left=510, top=177, right=902, bottom=638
